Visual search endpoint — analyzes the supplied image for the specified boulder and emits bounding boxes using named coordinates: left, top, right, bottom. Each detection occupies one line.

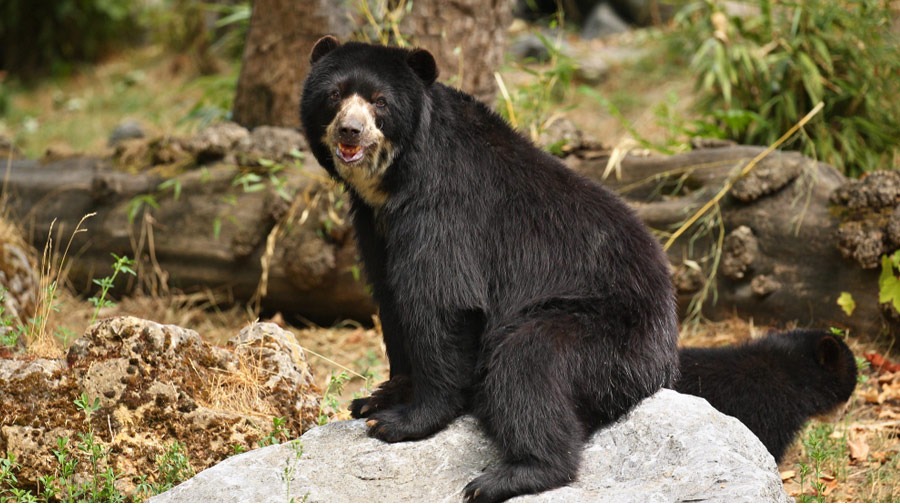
left=0, top=317, right=320, bottom=497
left=0, top=217, right=39, bottom=349
left=151, top=389, right=790, bottom=503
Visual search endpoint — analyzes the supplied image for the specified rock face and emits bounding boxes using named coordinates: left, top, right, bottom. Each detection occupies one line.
left=0, top=317, right=320, bottom=497
left=0, top=217, right=39, bottom=348
left=152, top=389, right=790, bottom=503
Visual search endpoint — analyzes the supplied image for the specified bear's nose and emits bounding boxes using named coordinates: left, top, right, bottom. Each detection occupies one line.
left=338, top=118, right=364, bottom=141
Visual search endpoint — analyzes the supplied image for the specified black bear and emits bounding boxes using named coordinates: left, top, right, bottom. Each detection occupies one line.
left=675, top=329, right=858, bottom=462
left=300, top=36, right=679, bottom=502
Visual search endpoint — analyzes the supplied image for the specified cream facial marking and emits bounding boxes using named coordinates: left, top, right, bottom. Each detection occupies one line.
left=323, top=94, right=394, bottom=207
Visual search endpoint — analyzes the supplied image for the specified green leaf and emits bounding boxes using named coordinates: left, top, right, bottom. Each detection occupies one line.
left=836, top=292, right=856, bottom=316
left=212, top=218, right=222, bottom=240
left=159, top=178, right=182, bottom=201
left=878, top=254, right=900, bottom=312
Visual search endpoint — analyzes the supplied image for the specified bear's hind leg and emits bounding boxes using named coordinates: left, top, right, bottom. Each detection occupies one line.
left=464, top=315, right=590, bottom=503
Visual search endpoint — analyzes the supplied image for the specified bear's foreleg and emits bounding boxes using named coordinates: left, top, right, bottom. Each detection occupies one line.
left=364, top=306, right=481, bottom=443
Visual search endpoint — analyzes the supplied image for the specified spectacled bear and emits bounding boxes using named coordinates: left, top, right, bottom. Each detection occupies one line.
left=675, top=329, right=858, bottom=463
left=300, top=36, right=679, bottom=502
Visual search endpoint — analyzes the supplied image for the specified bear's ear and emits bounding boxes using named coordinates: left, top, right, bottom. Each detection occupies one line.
left=407, top=48, right=438, bottom=85
left=816, top=335, right=844, bottom=372
left=310, top=35, right=340, bottom=64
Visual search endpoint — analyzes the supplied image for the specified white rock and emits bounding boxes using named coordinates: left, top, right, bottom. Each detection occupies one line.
left=152, top=389, right=790, bottom=503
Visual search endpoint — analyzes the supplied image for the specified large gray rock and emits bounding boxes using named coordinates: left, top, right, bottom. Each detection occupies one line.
left=152, top=389, right=790, bottom=503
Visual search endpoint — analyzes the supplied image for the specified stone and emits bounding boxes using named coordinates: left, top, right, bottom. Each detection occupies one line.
left=0, top=317, right=320, bottom=497
left=108, top=120, right=146, bottom=147
left=152, top=389, right=790, bottom=503
left=537, top=117, right=584, bottom=155
left=581, top=3, right=630, bottom=39
left=235, top=126, right=307, bottom=166
left=188, top=122, right=250, bottom=163
left=0, top=217, right=39, bottom=348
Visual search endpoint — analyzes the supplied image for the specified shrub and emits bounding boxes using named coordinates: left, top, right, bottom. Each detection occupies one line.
left=670, top=0, right=900, bottom=176
left=0, top=0, right=141, bottom=79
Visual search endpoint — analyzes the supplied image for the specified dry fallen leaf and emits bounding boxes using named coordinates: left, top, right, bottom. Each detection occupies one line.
left=869, top=450, right=896, bottom=464
left=780, top=470, right=796, bottom=482
left=848, top=430, right=870, bottom=463
left=866, top=352, right=900, bottom=373
left=822, top=477, right=839, bottom=496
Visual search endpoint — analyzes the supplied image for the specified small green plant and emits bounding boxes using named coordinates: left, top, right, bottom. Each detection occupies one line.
left=232, top=159, right=298, bottom=202
left=670, top=0, right=900, bottom=176
left=0, top=452, right=35, bottom=502
left=17, top=395, right=128, bottom=502
left=836, top=291, right=856, bottom=317
left=796, top=422, right=846, bottom=502
left=88, top=253, right=137, bottom=325
left=496, top=24, right=577, bottom=142
left=75, top=392, right=102, bottom=420
left=878, top=251, right=900, bottom=313
left=158, top=178, right=183, bottom=201
left=126, top=194, right=160, bottom=225
left=280, top=440, right=305, bottom=503
left=259, top=417, right=289, bottom=447
left=356, top=0, right=413, bottom=47
left=318, top=371, right=351, bottom=425
left=154, top=441, right=195, bottom=494
left=0, top=289, right=27, bottom=348
left=132, top=442, right=195, bottom=501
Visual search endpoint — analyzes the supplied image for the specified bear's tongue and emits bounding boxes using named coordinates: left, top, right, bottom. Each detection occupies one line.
left=337, top=143, right=364, bottom=162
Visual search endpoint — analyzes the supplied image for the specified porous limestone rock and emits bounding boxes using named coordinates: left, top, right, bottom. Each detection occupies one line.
left=0, top=317, right=320, bottom=497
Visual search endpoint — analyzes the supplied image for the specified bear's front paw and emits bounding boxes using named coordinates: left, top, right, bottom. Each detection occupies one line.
left=365, top=406, right=443, bottom=443
left=350, top=376, right=413, bottom=418
left=349, top=396, right=374, bottom=418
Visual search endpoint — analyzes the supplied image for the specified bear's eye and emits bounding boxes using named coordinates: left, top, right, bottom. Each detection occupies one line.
left=328, top=90, right=341, bottom=103
left=374, top=97, right=387, bottom=109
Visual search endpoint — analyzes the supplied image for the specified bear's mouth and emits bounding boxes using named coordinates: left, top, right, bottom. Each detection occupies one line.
left=336, top=143, right=365, bottom=163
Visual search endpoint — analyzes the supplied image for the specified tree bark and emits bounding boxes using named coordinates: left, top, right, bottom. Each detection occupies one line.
left=3, top=157, right=374, bottom=325
left=231, top=0, right=354, bottom=128
left=399, top=0, right=512, bottom=103
left=231, top=0, right=512, bottom=129
left=567, top=145, right=883, bottom=337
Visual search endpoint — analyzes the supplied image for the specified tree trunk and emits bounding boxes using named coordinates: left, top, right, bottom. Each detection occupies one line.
left=399, top=0, right=512, bottom=103
left=231, top=0, right=354, bottom=128
left=231, top=0, right=512, bottom=129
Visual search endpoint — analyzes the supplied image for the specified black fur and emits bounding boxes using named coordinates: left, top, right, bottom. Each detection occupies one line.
left=300, top=37, right=679, bottom=502
left=675, top=329, right=858, bottom=462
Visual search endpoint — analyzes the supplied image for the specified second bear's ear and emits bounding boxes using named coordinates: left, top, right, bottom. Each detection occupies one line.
left=816, top=335, right=843, bottom=372
left=310, top=35, right=340, bottom=64
left=407, top=48, right=438, bottom=85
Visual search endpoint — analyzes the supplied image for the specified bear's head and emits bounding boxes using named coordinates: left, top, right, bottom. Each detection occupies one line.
left=300, top=36, right=438, bottom=207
